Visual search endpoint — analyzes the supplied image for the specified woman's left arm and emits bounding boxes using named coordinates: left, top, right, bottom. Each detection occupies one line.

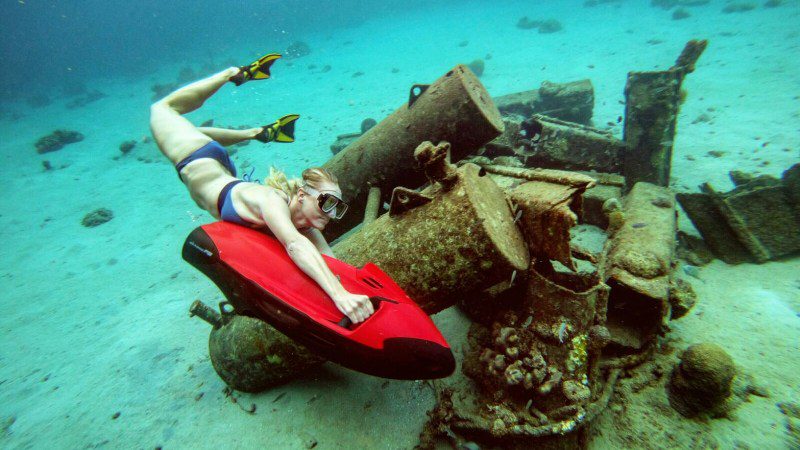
left=303, top=228, right=335, bottom=258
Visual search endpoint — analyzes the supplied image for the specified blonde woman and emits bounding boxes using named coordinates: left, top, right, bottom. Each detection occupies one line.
left=149, top=54, right=374, bottom=323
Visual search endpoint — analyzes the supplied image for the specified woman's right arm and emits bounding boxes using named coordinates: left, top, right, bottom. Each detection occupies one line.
left=251, top=188, right=374, bottom=323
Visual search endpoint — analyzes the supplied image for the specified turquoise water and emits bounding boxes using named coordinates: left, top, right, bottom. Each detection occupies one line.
left=1, top=1, right=798, bottom=448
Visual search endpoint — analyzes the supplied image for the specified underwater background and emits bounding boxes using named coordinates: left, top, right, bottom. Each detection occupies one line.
left=1, top=0, right=798, bottom=448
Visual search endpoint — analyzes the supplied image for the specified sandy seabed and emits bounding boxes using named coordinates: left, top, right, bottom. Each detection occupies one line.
left=1, top=1, right=798, bottom=448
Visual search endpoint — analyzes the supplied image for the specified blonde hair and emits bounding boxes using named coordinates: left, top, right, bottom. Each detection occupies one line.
left=264, top=167, right=339, bottom=198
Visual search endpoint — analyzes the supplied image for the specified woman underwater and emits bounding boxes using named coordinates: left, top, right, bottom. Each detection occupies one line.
left=149, top=53, right=374, bottom=323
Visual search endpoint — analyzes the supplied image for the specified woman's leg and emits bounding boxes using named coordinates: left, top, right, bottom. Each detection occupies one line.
left=150, top=67, right=240, bottom=164
left=197, top=126, right=261, bottom=147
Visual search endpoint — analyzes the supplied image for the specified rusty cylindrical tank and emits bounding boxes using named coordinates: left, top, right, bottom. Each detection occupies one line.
left=333, top=146, right=529, bottom=314
left=322, top=64, right=504, bottom=241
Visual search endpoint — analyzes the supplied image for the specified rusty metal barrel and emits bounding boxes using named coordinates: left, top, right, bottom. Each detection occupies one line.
left=333, top=154, right=529, bottom=314
left=322, top=64, right=505, bottom=241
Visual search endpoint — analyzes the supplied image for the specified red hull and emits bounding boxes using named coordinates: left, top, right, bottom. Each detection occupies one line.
left=183, top=222, right=455, bottom=380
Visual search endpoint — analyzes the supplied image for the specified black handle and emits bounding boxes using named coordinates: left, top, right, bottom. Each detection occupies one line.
left=336, top=297, right=393, bottom=329
left=337, top=316, right=352, bottom=329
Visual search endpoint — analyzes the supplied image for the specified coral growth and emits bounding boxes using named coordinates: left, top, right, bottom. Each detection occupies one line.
left=667, top=343, right=736, bottom=418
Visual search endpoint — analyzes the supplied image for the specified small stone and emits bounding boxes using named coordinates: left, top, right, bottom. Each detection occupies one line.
left=672, top=8, right=691, bottom=20
left=538, top=19, right=562, bottom=34
left=81, top=208, right=114, bottom=228
left=516, top=16, right=540, bottom=30
left=119, top=140, right=136, bottom=154
left=111, top=412, right=121, bottom=420
left=722, top=2, right=756, bottom=13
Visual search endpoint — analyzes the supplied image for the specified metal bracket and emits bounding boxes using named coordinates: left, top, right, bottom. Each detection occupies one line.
left=408, top=84, right=431, bottom=108
left=218, top=301, right=236, bottom=321
left=389, top=187, right=433, bottom=216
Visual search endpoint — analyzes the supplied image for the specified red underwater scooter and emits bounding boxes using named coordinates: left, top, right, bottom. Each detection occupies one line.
left=182, top=221, right=455, bottom=380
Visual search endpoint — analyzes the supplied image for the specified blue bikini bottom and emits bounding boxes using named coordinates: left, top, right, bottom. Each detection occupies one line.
left=175, top=141, right=251, bottom=226
left=175, top=141, right=237, bottom=178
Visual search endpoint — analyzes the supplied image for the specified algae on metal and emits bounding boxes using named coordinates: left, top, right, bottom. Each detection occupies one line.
left=622, top=39, right=707, bottom=189
left=519, top=114, right=626, bottom=173
left=599, top=182, right=677, bottom=353
left=190, top=301, right=322, bottom=393
left=677, top=163, right=800, bottom=264
left=423, top=266, right=612, bottom=450
left=333, top=143, right=529, bottom=314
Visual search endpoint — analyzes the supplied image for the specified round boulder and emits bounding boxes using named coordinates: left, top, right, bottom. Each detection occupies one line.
left=667, top=343, right=736, bottom=417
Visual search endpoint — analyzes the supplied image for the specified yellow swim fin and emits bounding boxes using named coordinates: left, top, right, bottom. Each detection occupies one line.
left=230, top=53, right=281, bottom=86
left=256, top=114, right=300, bottom=143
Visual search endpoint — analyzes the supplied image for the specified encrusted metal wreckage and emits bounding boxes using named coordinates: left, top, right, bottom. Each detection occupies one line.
left=188, top=37, right=796, bottom=448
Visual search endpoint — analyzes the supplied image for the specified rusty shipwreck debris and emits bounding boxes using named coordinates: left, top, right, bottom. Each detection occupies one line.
left=417, top=161, right=620, bottom=449
left=333, top=141, right=529, bottom=314
left=473, top=164, right=596, bottom=270
left=676, top=163, right=800, bottom=264
left=471, top=40, right=706, bottom=196
left=322, top=64, right=505, bottom=241
left=493, top=79, right=595, bottom=125
left=599, top=182, right=677, bottom=353
left=518, top=115, right=627, bottom=173
left=622, top=39, right=707, bottom=189
left=189, top=301, right=322, bottom=393
left=580, top=172, right=626, bottom=230
left=479, top=114, right=625, bottom=172
left=420, top=262, right=614, bottom=449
